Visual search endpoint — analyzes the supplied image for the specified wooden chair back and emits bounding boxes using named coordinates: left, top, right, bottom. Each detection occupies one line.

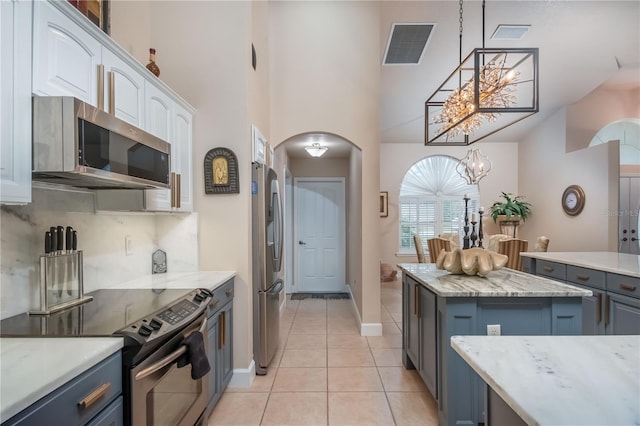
left=413, top=235, right=426, bottom=263
left=487, top=234, right=512, bottom=252
left=534, top=236, right=550, bottom=252
left=438, top=233, right=460, bottom=250
left=427, top=237, right=451, bottom=263
left=498, top=238, right=529, bottom=271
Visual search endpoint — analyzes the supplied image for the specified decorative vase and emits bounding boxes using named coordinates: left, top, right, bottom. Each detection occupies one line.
left=146, top=48, right=160, bottom=77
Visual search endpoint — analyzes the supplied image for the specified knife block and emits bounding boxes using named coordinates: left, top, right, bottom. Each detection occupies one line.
left=30, top=251, right=93, bottom=315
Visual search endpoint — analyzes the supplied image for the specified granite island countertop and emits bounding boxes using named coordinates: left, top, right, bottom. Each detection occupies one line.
left=0, top=337, right=123, bottom=421
left=397, top=263, right=592, bottom=297
left=521, top=251, right=640, bottom=278
left=451, top=335, right=640, bottom=426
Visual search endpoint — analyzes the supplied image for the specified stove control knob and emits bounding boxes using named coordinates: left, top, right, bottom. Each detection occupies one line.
left=149, top=318, right=163, bottom=330
left=138, top=324, right=152, bottom=337
left=199, top=290, right=209, bottom=299
left=194, top=293, right=204, bottom=303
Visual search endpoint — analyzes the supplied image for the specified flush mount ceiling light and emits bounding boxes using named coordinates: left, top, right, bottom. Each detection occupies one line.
left=425, top=0, right=539, bottom=146
left=304, top=142, right=328, bottom=158
left=456, top=148, right=491, bottom=185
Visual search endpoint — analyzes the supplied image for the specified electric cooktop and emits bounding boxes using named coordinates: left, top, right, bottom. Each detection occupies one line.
left=0, top=288, right=195, bottom=338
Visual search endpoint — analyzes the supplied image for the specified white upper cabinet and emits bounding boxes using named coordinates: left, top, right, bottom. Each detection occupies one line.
left=1, top=0, right=33, bottom=204
left=173, top=102, right=194, bottom=212
left=32, top=0, right=101, bottom=104
left=102, top=49, right=145, bottom=128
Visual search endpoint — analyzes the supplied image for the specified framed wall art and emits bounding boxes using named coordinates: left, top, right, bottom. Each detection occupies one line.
left=380, top=191, right=389, bottom=217
left=204, top=147, right=239, bottom=194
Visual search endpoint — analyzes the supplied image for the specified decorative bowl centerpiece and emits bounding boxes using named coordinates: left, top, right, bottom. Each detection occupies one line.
left=435, top=248, right=508, bottom=277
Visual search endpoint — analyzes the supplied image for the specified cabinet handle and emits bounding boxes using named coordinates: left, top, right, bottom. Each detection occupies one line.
left=78, top=382, right=111, bottom=410
left=97, top=64, right=104, bottom=111
left=176, top=173, right=181, bottom=208
left=604, top=295, right=610, bottom=327
left=170, top=172, right=177, bottom=208
left=543, top=266, right=554, bottom=273
left=620, top=283, right=637, bottom=292
left=225, top=289, right=233, bottom=298
left=219, top=311, right=226, bottom=349
left=413, top=285, right=421, bottom=318
left=576, top=274, right=590, bottom=281
left=596, top=293, right=602, bottom=323
left=108, top=71, right=115, bottom=115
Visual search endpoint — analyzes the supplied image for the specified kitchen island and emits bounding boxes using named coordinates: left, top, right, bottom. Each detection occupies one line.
left=451, top=335, right=640, bottom=426
left=398, top=263, right=592, bottom=426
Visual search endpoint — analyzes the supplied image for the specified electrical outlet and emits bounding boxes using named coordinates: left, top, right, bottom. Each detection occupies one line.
left=487, top=324, right=501, bottom=336
left=125, top=235, right=133, bottom=256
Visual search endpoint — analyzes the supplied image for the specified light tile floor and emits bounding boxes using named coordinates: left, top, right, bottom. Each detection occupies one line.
left=207, top=279, right=438, bottom=425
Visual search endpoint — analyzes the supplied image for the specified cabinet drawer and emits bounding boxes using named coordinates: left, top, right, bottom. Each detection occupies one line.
left=6, top=352, right=122, bottom=426
left=566, top=266, right=606, bottom=290
left=536, top=260, right=566, bottom=281
left=86, top=395, right=123, bottom=426
left=607, top=273, right=640, bottom=299
left=210, top=279, right=234, bottom=315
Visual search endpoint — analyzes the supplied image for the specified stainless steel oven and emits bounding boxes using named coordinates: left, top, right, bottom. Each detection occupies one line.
left=130, top=312, right=209, bottom=426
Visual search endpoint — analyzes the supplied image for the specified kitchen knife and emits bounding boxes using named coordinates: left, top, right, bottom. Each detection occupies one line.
left=50, top=227, right=57, bottom=255
left=65, top=227, right=73, bottom=296
left=65, top=226, right=73, bottom=253
left=56, top=226, right=64, bottom=252
left=72, top=230, right=77, bottom=251
left=56, top=226, right=64, bottom=298
left=71, top=230, right=78, bottom=296
left=45, top=231, right=52, bottom=255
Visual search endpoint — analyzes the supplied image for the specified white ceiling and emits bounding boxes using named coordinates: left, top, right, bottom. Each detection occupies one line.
left=283, top=1, right=640, bottom=159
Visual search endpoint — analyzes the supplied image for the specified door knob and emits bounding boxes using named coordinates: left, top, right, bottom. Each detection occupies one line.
left=298, top=240, right=306, bottom=245
left=622, top=237, right=628, bottom=242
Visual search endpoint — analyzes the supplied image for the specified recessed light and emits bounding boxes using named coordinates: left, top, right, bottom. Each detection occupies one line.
left=491, top=25, right=530, bottom=40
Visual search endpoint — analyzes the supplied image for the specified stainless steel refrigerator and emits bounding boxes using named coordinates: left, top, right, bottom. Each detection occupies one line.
left=252, top=162, right=284, bottom=375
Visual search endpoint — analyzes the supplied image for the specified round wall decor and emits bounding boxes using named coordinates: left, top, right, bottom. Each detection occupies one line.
left=561, top=185, right=585, bottom=216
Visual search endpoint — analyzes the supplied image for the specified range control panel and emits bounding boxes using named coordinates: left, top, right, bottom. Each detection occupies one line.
left=117, top=288, right=214, bottom=342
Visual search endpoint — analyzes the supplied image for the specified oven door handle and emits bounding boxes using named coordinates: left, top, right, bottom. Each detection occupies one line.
left=134, top=316, right=208, bottom=381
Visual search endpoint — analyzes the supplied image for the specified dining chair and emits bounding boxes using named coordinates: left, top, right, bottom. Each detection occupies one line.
left=497, top=238, right=529, bottom=271
left=413, top=234, right=426, bottom=263
left=427, top=237, right=452, bottom=263
left=534, top=236, right=550, bottom=252
left=438, top=233, right=460, bottom=250
left=487, top=234, right=512, bottom=252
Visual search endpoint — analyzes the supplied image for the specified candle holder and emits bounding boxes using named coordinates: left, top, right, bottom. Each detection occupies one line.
left=478, top=209, right=485, bottom=248
left=463, top=195, right=470, bottom=249
left=470, top=220, right=478, bottom=248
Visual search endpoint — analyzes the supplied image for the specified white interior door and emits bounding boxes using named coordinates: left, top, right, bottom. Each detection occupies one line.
left=294, top=178, right=346, bottom=293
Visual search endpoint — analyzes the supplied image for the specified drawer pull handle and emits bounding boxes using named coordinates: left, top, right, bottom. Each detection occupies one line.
left=543, top=266, right=554, bottom=273
left=78, top=382, right=111, bottom=410
left=596, top=293, right=602, bottom=323
left=576, top=274, right=590, bottom=281
left=225, top=289, right=233, bottom=297
left=620, top=283, right=637, bottom=292
left=604, top=295, right=610, bottom=327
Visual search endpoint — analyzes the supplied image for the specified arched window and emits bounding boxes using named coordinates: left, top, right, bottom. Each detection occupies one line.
left=399, top=155, right=480, bottom=254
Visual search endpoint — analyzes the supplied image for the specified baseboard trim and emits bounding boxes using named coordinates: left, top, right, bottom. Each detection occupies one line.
left=346, top=284, right=382, bottom=337
left=228, top=360, right=255, bottom=388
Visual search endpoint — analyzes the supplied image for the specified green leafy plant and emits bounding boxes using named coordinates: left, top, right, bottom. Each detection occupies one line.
left=489, top=192, right=532, bottom=223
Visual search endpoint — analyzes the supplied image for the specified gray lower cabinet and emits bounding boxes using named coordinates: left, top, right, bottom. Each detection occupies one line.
left=526, top=257, right=640, bottom=335
left=402, top=275, right=437, bottom=399
left=4, top=352, right=122, bottom=426
left=206, top=279, right=234, bottom=415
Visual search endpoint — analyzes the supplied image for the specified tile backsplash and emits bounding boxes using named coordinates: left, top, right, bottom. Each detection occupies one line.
left=0, top=186, right=198, bottom=319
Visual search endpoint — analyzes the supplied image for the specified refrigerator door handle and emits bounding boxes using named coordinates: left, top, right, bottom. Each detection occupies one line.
left=269, top=279, right=284, bottom=295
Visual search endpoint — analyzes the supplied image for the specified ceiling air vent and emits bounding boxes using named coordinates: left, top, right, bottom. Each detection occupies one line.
left=491, top=25, right=530, bottom=40
left=383, top=23, right=435, bottom=65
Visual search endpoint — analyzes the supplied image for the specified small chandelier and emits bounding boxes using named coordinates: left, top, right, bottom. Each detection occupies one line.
left=304, top=142, right=328, bottom=158
left=425, top=0, right=539, bottom=146
left=457, top=148, right=491, bottom=184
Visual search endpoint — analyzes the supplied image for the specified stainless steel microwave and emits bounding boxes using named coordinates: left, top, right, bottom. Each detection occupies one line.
left=32, top=96, right=170, bottom=189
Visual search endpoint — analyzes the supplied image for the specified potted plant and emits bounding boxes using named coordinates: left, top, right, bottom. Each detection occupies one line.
left=488, top=192, right=532, bottom=237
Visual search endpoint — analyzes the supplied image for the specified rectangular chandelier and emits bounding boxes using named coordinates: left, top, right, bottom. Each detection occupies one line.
left=425, top=47, right=539, bottom=146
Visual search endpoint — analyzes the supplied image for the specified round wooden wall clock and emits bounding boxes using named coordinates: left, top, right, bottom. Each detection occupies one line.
left=561, top=185, right=585, bottom=216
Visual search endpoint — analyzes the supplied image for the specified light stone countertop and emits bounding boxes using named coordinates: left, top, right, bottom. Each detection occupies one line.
left=451, top=335, right=640, bottom=426
left=520, top=251, right=640, bottom=277
left=100, top=270, right=236, bottom=291
left=397, top=263, right=592, bottom=297
left=0, top=337, right=123, bottom=421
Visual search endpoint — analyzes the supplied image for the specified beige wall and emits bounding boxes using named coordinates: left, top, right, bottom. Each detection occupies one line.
left=289, top=158, right=349, bottom=179
left=519, top=108, right=618, bottom=251
left=269, top=1, right=381, bottom=325
left=566, top=86, right=640, bottom=153
left=349, top=148, right=363, bottom=316
left=112, top=1, right=257, bottom=373
left=379, top=142, right=519, bottom=265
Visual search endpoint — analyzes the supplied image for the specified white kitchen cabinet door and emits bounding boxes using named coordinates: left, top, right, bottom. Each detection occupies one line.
left=32, top=0, right=101, bottom=105
left=173, top=103, right=194, bottom=212
left=144, top=82, right=173, bottom=211
left=102, top=48, right=145, bottom=128
left=1, top=0, right=32, bottom=204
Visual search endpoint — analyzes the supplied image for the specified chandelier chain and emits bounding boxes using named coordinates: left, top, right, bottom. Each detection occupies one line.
left=458, top=0, right=464, bottom=65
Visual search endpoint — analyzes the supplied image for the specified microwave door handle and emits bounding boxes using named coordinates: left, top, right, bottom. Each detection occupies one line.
left=134, top=316, right=207, bottom=381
